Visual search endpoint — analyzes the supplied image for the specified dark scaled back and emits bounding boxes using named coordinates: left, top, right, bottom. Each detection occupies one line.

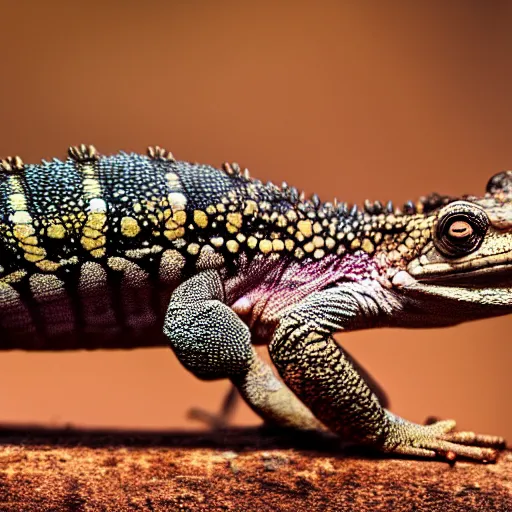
left=1, top=145, right=496, bottom=276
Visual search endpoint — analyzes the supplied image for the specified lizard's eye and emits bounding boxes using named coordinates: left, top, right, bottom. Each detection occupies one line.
left=434, top=201, right=489, bottom=258
left=447, top=220, right=473, bottom=239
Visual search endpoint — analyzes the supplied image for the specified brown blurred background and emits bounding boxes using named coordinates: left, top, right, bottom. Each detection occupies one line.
left=0, top=1, right=510, bottom=440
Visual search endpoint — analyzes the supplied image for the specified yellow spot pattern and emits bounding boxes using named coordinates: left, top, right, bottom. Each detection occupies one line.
left=121, top=217, right=141, bottom=238
left=297, top=220, right=313, bottom=238
left=193, top=210, right=209, bottom=229
left=47, top=223, right=67, bottom=239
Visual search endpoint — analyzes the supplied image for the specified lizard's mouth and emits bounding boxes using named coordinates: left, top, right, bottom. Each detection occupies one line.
left=416, top=264, right=512, bottom=289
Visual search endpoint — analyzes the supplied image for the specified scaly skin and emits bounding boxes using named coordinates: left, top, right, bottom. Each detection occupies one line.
left=0, top=144, right=510, bottom=462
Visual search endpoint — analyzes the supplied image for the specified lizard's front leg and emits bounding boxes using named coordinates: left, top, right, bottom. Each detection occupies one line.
left=270, top=282, right=506, bottom=462
left=163, top=269, right=323, bottom=431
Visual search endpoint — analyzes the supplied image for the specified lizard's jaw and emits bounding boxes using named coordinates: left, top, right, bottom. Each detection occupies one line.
left=413, top=264, right=512, bottom=290
left=389, top=267, right=512, bottom=328
left=392, top=264, right=512, bottom=315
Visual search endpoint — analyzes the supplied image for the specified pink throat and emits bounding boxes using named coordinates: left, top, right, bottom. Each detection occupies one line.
left=226, top=253, right=378, bottom=343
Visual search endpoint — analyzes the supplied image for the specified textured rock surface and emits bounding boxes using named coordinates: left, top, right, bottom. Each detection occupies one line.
left=0, top=425, right=509, bottom=511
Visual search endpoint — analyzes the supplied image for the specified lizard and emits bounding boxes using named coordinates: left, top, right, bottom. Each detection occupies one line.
left=0, top=144, right=510, bottom=463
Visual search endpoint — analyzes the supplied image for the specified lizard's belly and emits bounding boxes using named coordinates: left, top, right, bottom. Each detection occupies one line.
left=0, top=271, right=173, bottom=350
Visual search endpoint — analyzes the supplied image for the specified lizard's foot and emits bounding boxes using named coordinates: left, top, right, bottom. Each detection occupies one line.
left=384, top=414, right=506, bottom=463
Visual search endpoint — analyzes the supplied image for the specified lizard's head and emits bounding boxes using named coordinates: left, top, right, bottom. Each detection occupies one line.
left=384, top=171, right=512, bottom=322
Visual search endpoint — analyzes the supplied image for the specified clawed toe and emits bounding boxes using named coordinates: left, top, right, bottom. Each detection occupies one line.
left=424, top=438, right=500, bottom=463
left=386, top=418, right=506, bottom=463
left=390, top=438, right=500, bottom=463
left=441, top=431, right=507, bottom=449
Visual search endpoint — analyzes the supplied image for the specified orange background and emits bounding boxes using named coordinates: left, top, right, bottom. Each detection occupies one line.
left=0, top=1, right=510, bottom=440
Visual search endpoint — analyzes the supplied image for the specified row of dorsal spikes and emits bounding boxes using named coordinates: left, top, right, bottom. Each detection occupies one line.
left=222, top=161, right=452, bottom=217
left=0, top=144, right=452, bottom=217
left=0, top=144, right=177, bottom=174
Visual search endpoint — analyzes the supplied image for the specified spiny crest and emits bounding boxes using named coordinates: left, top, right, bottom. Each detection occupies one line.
left=297, top=193, right=327, bottom=217
left=364, top=199, right=383, bottom=215
left=359, top=195, right=457, bottom=217
left=336, top=201, right=349, bottom=215
left=285, top=194, right=424, bottom=220
left=0, top=155, right=24, bottom=174
left=221, top=161, right=250, bottom=180
left=147, top=145, right=175, bottom=162
left=2, top=144, right=189, bottom=171
left=68, top=144, right=99, bottom=163
left=362, top=198, right=419, bottom=216
left=403, top=200, right=416, bottom=215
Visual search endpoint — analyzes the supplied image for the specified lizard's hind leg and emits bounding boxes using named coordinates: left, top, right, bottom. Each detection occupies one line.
left=163, top=270, right=323, bottom=431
